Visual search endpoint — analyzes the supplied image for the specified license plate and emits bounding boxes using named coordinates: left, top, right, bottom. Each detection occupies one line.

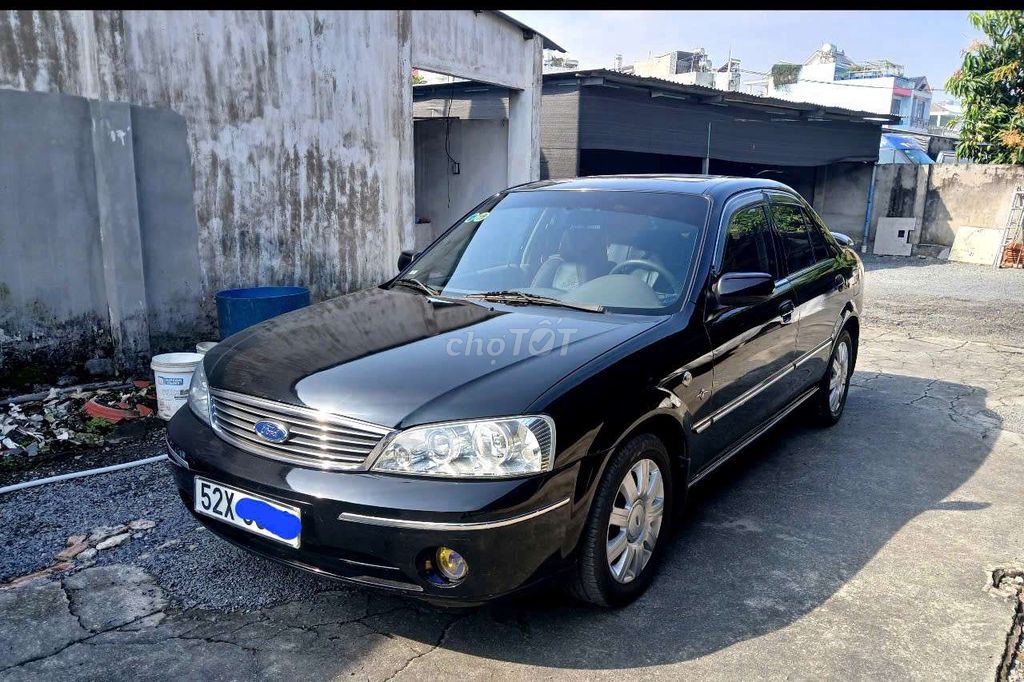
left=194, top=477, right=301, bottom=548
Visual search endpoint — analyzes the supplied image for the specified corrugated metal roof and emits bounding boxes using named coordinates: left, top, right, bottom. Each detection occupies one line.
left=881, top=134, right=924, bottom=150
left=488, top=11, right=565, bottom=52
left=545, top=69, right=901, bottom=124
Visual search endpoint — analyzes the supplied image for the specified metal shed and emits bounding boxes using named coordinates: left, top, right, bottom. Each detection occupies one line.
left=538, top=69, right=897, bottom=184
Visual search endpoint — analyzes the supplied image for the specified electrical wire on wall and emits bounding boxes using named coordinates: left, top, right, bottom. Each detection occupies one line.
left=443, top=80, right=460, bottom=208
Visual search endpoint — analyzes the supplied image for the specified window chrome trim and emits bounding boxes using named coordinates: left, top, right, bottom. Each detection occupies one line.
left=337, top=496, right=571, bottom=531
left=711, top=190, right=771, bottom=275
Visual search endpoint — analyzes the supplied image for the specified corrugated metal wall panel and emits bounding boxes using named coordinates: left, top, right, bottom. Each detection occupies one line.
left=538, top=83, right=579, bottom=179
left=413, top=90, right=510, bottom=120
left=578, top=87, right=882, bottom=167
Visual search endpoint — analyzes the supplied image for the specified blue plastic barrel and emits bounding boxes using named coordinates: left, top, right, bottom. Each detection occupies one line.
left=215, top=286, right=311, bottom=339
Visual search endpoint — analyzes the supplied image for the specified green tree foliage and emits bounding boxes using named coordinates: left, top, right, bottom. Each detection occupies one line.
left=946, top=11, right=1024, bottom=164
left=770, top=63, right=802, bottom=87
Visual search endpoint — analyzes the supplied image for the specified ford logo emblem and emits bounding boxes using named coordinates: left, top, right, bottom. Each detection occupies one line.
left=254, top=420, right=290, bottom=444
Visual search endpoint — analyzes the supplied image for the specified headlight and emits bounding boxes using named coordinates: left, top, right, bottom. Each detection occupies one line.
left=371, top=416, right=555, bottom=478
left=188, top=360, right=212, bottom=425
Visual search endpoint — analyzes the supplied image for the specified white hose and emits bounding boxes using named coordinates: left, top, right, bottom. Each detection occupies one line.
left=0, top=455, right=168, bottom=496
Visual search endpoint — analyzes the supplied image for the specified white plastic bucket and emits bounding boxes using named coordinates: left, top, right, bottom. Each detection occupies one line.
left=196, top=341, right=218, bottom=355
left=151, top=352, right=204, bottom=420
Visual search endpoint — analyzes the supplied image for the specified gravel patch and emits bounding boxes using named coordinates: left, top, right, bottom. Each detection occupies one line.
left=863, top=255, right=1024, bottom=346
left=0, top=462, right=339, bottom=610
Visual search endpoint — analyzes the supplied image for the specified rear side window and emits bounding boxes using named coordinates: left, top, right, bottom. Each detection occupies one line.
left=806, top=219, right=834, bottom=262
left=805, top=211, right=838, bottom=261
left=770, top=203, right=815, bottom=273
left=721, top=205, right=779, bottom=278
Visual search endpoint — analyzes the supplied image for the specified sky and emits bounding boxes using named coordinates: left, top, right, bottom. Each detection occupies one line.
left=504, top=11, right=983, bottom=101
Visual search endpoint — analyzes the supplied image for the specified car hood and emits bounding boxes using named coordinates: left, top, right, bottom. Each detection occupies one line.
left=205, top=286, right=664, bottom=428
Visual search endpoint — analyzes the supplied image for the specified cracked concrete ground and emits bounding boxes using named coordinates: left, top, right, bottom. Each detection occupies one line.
left=1, top=258, right=1023, bottom=680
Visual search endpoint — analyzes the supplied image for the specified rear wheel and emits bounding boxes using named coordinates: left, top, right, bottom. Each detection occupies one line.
left=812, top=329, right=854, bottom=425
left=569, top=434, right=673, bottom=607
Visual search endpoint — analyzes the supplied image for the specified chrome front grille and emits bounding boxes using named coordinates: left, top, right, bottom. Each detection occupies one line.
left=209, top=388, right=391, bottom=470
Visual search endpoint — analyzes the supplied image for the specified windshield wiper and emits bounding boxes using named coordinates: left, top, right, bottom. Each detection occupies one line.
left=465, top=290, right=604, bottom=313
left=392, top=278, right=440, bottom=296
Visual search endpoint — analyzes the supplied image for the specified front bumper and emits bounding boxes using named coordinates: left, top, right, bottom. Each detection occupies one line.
left=166, top=407, right=582, bottom=604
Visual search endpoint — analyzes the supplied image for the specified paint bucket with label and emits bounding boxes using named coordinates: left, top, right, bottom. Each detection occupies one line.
left=151, top=352, right=204, bottom=420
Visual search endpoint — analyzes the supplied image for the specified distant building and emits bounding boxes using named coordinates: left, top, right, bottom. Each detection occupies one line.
left=543, top=50, right=580, bottom=74
left=412, top=68, right=462, bottom=86
left=767, top=43, right=932, bottom=133
left=929, top=101, right=962, bottom=132
left=622, top=49, right=742, bottom=92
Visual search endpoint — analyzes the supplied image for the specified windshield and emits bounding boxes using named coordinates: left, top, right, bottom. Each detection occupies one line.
left=399, top=190, right=710, bottom=314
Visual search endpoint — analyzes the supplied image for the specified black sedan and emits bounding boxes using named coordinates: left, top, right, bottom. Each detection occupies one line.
left=168, top=175, right=863, bottom=607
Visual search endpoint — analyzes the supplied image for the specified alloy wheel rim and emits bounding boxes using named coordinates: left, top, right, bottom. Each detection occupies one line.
left=606, top=458, right=665, bottom=584
left=829, top=341, right=850, bottom=413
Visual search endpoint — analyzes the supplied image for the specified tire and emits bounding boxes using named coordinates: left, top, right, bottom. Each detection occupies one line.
left=812, top=329, right=854, bottom=426
left=569, top=434, right=674, bottom=607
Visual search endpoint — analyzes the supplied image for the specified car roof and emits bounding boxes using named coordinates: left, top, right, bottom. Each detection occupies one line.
left=510, top=174, right=795, bottom=200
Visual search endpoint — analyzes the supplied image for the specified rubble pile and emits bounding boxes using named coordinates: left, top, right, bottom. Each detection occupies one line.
left=1, top=382, right=158, bottom=458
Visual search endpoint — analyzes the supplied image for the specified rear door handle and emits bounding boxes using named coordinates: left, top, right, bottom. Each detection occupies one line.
left=779, top=300, right=794, bottom=325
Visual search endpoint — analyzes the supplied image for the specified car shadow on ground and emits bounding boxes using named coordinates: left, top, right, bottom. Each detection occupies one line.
left=377, top=371, right=998, bottom=670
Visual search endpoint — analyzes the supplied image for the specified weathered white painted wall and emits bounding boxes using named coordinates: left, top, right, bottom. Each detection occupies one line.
left=409, top=11, right=536, bottom=90
left=409, top=10, right=542, bottom=188
left=121, top=11, right=412, bottom=301
left=922, top=165, right=1024, bottom=246
left=770, top=76, right=895, bottom=115
left=413, top=118, right=509, bottom=248
left=0, top=10, right=545, bottom=379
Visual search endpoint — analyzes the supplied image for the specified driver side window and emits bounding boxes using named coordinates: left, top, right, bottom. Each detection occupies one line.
left=721, top=204, right=779, bottom=278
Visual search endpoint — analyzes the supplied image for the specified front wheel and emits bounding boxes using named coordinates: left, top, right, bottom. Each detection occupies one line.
left=812, top=329, right=854, bottom=426
left=569, top=434, right=674, bottom=607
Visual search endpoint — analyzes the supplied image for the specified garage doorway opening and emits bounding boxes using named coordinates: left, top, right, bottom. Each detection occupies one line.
left=411, top=70, right=512, bottom=251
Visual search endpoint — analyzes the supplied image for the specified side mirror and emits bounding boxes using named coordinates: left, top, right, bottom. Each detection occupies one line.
left=397, top=249, right=417, bottom=272
left=713, top=272, right=774, bottom=306
left=831, top=231, right=854, bottom=247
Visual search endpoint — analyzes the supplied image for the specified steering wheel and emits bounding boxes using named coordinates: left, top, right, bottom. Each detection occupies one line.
left=609, top=259, right=680, bottom=294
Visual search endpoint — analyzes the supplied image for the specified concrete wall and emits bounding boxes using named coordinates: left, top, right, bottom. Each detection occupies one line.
left=0, top=89, right=111, bottom=378
left=810, top=162, right=876, bottom=242
left=131, top=105, right=205, bottom=352
left=0, top=10, right=544, bottom=382
left=413, top=119, right=508, bottom=249
left=921, top=165, right=1024, bottom=247
left=0, top=88, right=204, bottom=380
left=409, top=11, right=541, bottom=186
left=855, top=164, right=1024, bottom=253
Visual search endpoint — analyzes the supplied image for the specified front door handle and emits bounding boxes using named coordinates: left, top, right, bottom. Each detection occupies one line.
left=834, top=274, right=845, bottom=290
left=779, top=300, right=795, bottom=325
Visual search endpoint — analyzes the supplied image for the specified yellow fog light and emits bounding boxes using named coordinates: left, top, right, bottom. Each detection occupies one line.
left=435, top=547, right=468, bottom=582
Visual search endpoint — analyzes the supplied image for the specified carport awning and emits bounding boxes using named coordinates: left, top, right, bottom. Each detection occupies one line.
left=579, top=89, right=885, bottom=167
